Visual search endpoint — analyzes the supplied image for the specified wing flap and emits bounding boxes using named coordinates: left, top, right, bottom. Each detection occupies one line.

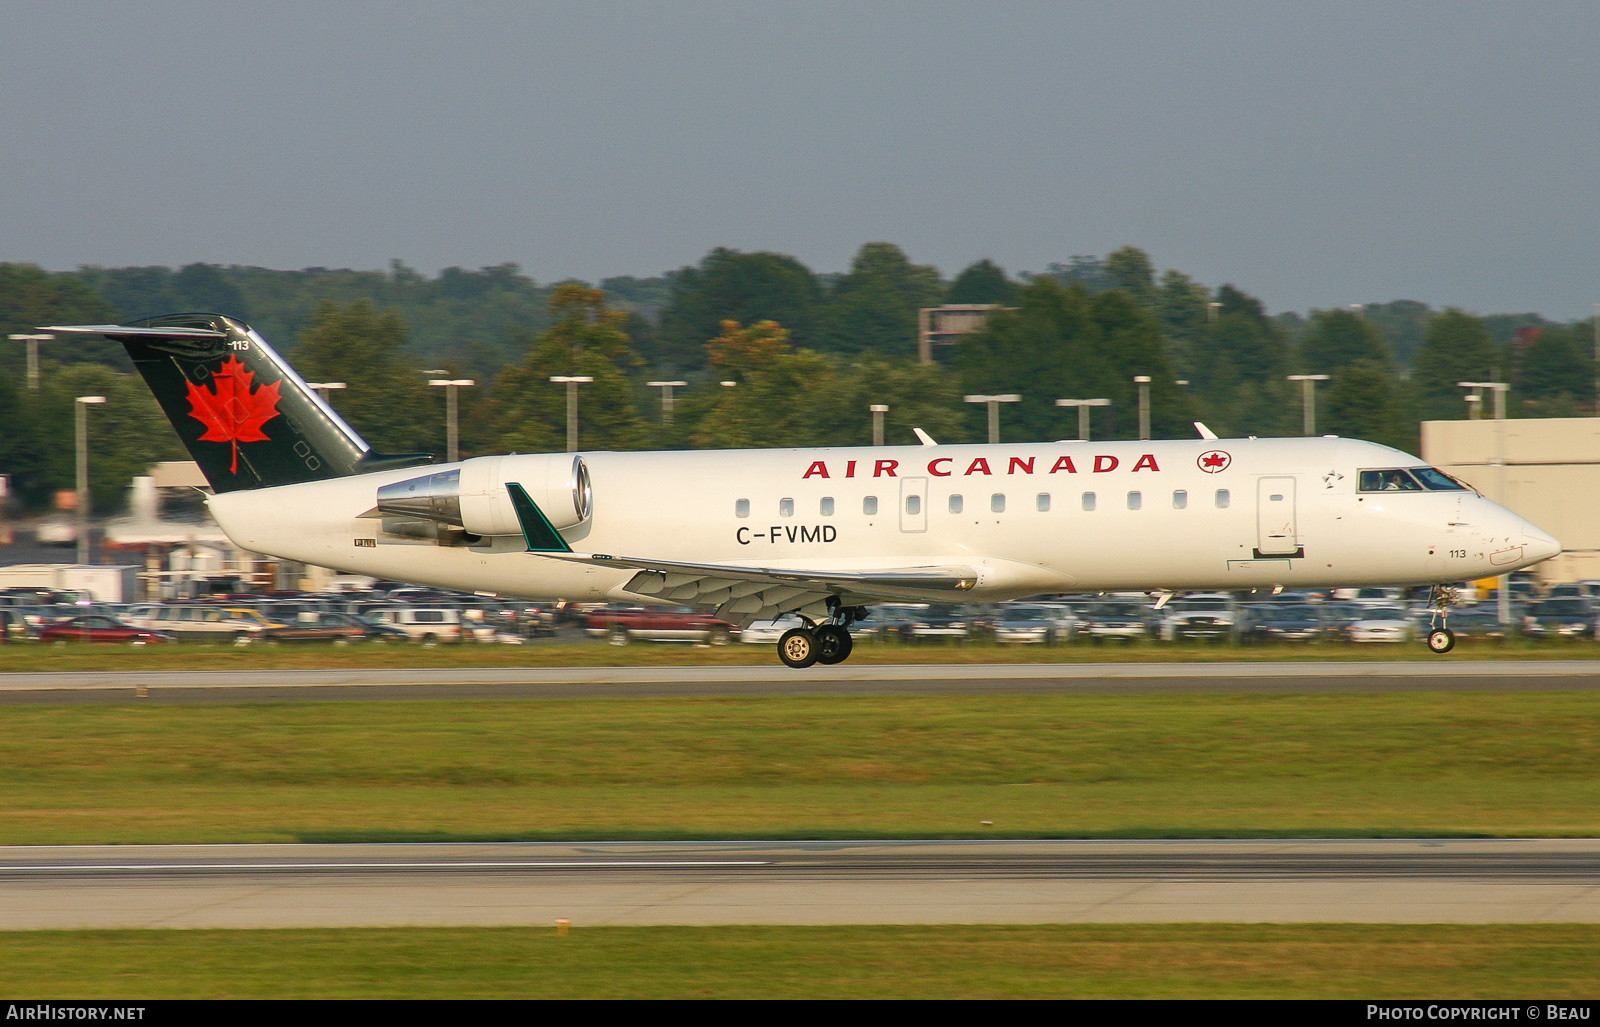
left=540, top=551, right=980, bottom=627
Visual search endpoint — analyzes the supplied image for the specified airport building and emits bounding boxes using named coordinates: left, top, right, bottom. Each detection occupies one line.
left=1422, top=416, right=1600, bottom=585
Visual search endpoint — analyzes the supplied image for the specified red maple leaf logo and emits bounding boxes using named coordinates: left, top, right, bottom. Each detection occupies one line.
left=186, top=356, right=283, bottom=474
left=1198, top=450, right=1232, bottom=473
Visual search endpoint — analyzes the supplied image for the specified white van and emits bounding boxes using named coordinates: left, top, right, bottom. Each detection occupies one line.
left=363, top=607, right=462, bottom=644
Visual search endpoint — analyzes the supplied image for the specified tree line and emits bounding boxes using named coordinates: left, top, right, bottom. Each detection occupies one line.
left=0, top=246, right=1593, bottom=513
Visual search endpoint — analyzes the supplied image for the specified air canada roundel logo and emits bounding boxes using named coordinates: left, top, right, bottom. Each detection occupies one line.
left=1197, top=450, right=1232, bottom=473
left=186, top=355, right=283, bottom=474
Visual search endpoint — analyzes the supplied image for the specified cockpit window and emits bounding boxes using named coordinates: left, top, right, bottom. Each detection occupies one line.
left=1410, top=467, right=1468, bottom=491
left=1359, top=469, right=1424, bottom=492
left=1358, top=468, right=1467, bottom=492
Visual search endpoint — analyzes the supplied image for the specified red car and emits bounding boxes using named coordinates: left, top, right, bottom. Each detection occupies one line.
left=39, top=615, right=173, bottom=645
left=584, top=605, right=734, bottom=646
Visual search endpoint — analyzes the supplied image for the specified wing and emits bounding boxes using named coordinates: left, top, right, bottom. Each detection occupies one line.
left=542, top=552, right=978, bottom=627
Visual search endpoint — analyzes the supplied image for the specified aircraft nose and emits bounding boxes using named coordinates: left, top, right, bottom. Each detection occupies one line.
left=1523, top=524, right=1562, bottom=564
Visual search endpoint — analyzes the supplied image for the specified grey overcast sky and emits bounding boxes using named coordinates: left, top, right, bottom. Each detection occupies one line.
left=4, top=1, right=1598, bottom=318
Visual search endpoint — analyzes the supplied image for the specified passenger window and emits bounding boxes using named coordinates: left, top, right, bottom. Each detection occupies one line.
left=1082, top=492, right=1096, bottom=512
left=949, top=495, right=964, bottom=514
left=1036, top=493, right=1050, bottom=512
left=735, top=499, right=750, bottom=518
left=1127, top=491, right=1142, bottom=510
left=779, top=497, right=794, bottom=517
left=820, top=497, right=834, bottom=516
left=1215, top=489, right=1230, bottom=509
left=906, top=495, right=922, bottom=515
left=991, top=494, right=1006, bottom=513
left=864, top=496, right=878, bottom=515
left=1173, top=490, right=1187, bottom=509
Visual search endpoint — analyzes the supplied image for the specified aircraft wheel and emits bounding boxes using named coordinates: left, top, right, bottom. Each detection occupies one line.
left=778, top=627, right=819, bottom=669
left=1426, top=628, right=1456, bottom=654
left=815, top=625, right=853, bottom=665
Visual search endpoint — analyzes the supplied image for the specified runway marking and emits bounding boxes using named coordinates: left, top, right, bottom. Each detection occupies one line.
left=3, top=861, right=771, bottom=872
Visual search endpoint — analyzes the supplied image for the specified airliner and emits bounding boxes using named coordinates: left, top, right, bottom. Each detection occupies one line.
left=46, top=313, right=1561, bottom=667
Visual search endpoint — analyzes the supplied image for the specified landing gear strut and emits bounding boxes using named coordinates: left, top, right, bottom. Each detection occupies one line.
left=774, top=601, right=864, bottom=668
left=1424, top=584, right=1459, bottom=654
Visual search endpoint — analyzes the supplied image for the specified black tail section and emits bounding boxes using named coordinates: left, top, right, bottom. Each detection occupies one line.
left=41, top=313, right=434, bottom=492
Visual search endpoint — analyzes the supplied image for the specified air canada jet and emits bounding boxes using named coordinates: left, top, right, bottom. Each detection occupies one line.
left=46, top=313, right=1562, bottom=666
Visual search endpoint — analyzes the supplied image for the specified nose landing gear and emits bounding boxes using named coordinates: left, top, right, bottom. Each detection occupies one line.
left=1423, top=584, right=1460, bottom=654
left=775, top=602, right=864, bottom=668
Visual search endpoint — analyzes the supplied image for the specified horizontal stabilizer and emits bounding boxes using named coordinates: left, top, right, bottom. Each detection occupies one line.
left=41, top=324, right=226, bottom=339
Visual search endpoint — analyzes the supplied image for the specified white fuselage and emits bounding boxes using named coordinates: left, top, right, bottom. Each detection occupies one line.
left=207, top=436, right=1561, bottom=602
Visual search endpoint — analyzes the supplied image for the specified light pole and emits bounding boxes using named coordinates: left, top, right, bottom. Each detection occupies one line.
left=647, top=380, right=687, bottom=427
left=1287, top=374, right=1330, bottom=435
left=550, top=375, right=593, bottom=452
left=9, top=334, right=52, bottom=390
left=305, top=382, right=346, bottom=404
left=74, top=395, right=106, bottom=565
left=1592, top=303, right=1599, bottom=416
left=963, top=394, right=1020, bottom=445
left=1458, top=381, right=1512, bottom=628
left=1055, top=398, right=1111, bottom=441
left=1133, top=376, right=1152, bottom=440
left=428, top=379, right=476, bottom=462
left=869, top=404, right=888, bottom=446
left=1206, top=301, right=1221, bottom=323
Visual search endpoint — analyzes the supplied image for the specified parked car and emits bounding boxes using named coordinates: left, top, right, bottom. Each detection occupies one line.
left=39, top=615, right=172, bottom=645
left=874, top=603, right=973, bottom=644
left=992, top=603, right=1075, bottom=645
left=1157, top=594, right=1237, bottom=641
left=1343, top=605, right=1416, bottom=643
left=124, top=604, right=283, bottom=644
left=1237, top=603, right=1329, bottom=643
left=258, top=611, right=384, bottom=644
left=1521, top=598, right=1598, bottom=639
left=1078, top=599, right=1153, bottom=643
left=362, top=607, right=464, bottom=644
left=585, top=605, right=734, bottom=646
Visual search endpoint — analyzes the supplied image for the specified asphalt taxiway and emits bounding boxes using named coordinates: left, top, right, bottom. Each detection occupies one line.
left=3, top=839, right=1598, bottom=929
left=0, top=659, right=1598, bottom=703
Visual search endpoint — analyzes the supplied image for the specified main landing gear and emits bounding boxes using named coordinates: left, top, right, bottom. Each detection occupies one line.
left=776, top=603, right=866, bottom=669
left=1423, top=584, right=1459, bottom=654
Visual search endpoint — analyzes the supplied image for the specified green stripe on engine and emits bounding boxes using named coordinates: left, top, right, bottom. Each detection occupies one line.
left=506, top=483, right=573, bottom=553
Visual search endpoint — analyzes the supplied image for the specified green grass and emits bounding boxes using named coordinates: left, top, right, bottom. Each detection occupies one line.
left=4, top=635, right=1600, bottom=671
left=1, top=924, right=1596, bottom=998
left=2, top=692, right=1598, bottom=843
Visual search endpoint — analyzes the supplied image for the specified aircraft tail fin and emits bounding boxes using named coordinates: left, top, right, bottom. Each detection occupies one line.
left=41, top=313, right=434, bottom=492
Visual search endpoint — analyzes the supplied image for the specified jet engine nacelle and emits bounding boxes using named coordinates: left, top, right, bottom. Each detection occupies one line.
left=376, top=454, right=591, bottom=537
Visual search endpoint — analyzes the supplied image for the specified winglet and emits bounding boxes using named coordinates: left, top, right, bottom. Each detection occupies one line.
left=1194, top=422, right=1219, bottom=440
left=506, top=482, right=573, bottom=553
left=913, top=428, right=938, bottom=446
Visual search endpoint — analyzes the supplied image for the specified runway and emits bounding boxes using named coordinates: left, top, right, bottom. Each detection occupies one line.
left=4, top=840, right=1599, bottom=929
left=1, top=659, right=1599, bottom=703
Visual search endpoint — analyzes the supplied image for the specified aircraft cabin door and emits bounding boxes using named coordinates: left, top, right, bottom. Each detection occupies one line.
left=1256, top=476, right=1300, bottom=556
left=900, top=477, right=928, bottom=533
